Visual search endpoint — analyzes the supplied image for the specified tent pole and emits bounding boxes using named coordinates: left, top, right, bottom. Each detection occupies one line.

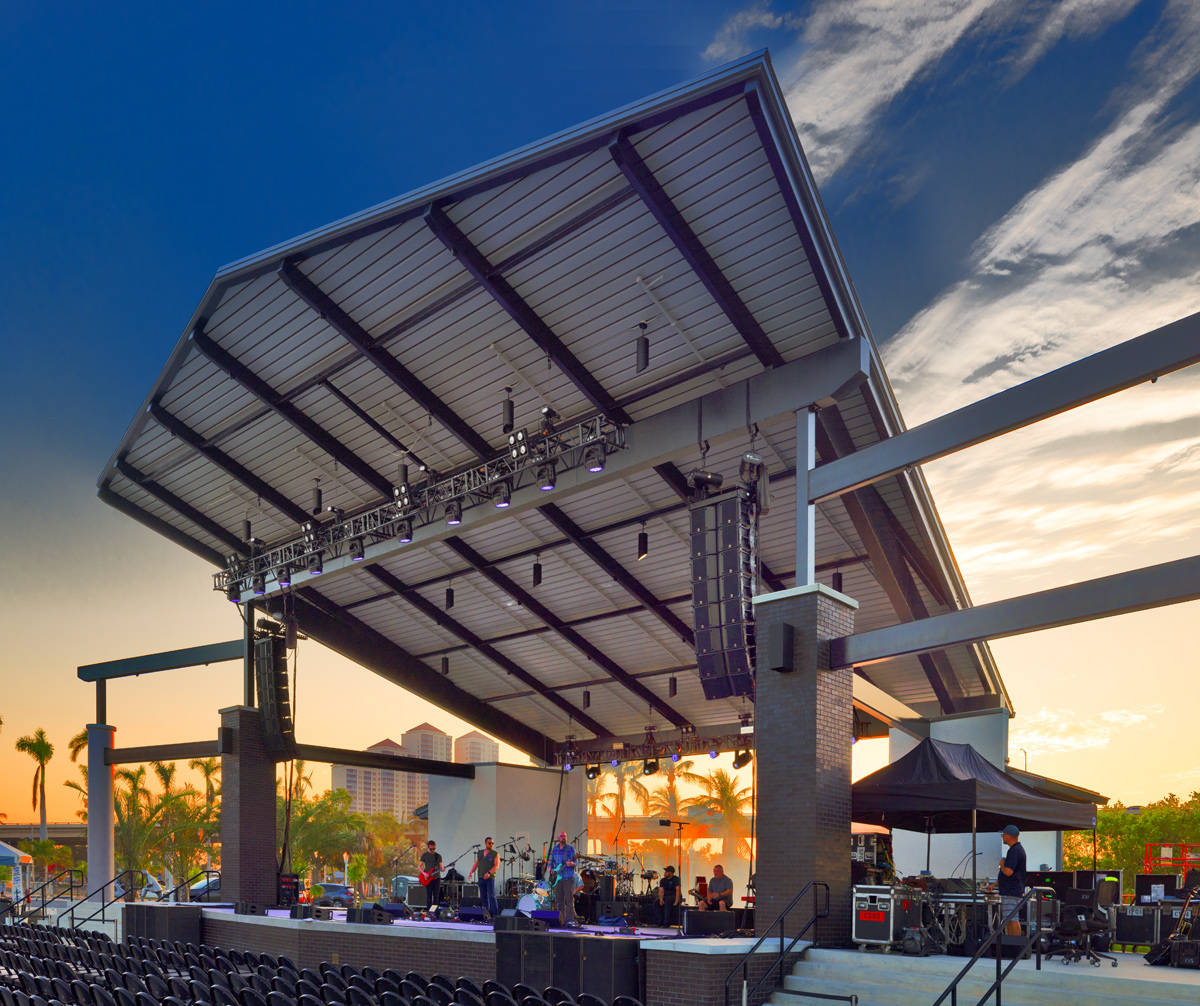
left=1093, top=828, right=1097, bottom=873
left=926, top=817, right=932, bottom=873
left=972, top=809, right=977, bottom=921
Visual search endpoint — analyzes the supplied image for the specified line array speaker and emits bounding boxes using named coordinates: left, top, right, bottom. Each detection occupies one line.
left=254, top=635, right=296, bottom=760
left=690, top=485, right=757, bottom=700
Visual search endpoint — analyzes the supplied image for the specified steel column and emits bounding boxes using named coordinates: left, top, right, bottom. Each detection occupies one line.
left=796, top=409, right=816, bottom=585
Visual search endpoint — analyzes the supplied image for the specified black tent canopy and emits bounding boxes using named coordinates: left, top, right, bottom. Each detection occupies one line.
left=853, top=737, right=1097, bottom=834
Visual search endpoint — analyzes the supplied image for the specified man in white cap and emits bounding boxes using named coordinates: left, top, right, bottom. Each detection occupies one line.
left=997, top=824, right=1027, bottom=936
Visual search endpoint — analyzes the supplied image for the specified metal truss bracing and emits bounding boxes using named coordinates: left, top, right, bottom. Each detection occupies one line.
left=443, top=536, right=690, bottom=729
left=609, top=129, right=784, bottom=370
left=278, top=259, right=494, bottom=461
left=363, top=565, right=613, bottom=738
left=559, top=724, right=755, bottom=768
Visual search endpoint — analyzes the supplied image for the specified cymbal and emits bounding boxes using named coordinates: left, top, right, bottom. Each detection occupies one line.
left=577, top=854, right=603, bottom=863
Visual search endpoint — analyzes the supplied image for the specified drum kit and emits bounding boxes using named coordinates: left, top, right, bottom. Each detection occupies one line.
left=502, top=851, right=654, bottom=918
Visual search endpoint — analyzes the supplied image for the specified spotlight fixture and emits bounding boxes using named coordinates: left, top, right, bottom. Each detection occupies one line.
left=446, top=586, right=455, bottom=609
left=539, top=406, right=559, bottom=436
left=501, top=387, right=514, bottom=435
left=396, top=519, right=413, bottom=544
left=586, top=765, right=600, bottom=780
left=508, top=429, right=528, bottom=460
left=642, top=758, right=658, bottom=775
left=583, top=444, right=606, bottom=473
left=441, top=655, right=450, bottom=676
left=349, top=538, right=365, bottom=562
left=635, top=321, right=649, bottom=374
left=671, top=752, right=680, bottom=763
left=637, top=525, right=648, bottom=561
left=307, top=552, right=324, bottom=576
left=535, top=462, right=556, bottom=491
left=688, top=468, right=724, bottom=496
left=709, top=748, right=718, bottom=759
left=563, top=763, right=573, bottom=773
left=851, top=736, right=857, bottom=745
left=251, top=574, right=266, bottom=596
left=277, top=565, right=293, bottom=588
left=445, top=500, right=462, bottom=526
left=225, top=581, right=242, bottom=604
left=532, top=558, right=543, bottom=588
left=611, top=758, right=619, bottom=768
left=732, top=750, right=753, bottom=770
left=668, top=676, right=677, bottom=698
left=492, top=482, right=511, bottom=508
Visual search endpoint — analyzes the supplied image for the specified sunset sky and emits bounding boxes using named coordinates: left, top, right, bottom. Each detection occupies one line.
left=1, top=1, right=1197, bottom=829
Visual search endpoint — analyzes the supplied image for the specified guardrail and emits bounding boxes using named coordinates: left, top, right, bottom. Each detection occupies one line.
left=61, top=869, right=152, bottom=930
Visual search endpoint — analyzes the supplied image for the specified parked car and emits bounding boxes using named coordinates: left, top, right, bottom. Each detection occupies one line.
left=188, top=875, right=223, bottom=902
left=312, top=882, right=357, bottom=907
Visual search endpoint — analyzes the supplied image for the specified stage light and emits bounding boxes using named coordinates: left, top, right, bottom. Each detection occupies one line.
left=637, top=526, right=648, bottom=561
left=446, top=500, right=462, bottom=525
left=611, top=758, right=619, bottom=768
left=539, top=406, right=559, bottom=436
left=446, top=586, right=455, bottom=609
left=708, top=748, right=718, bottom=759
left=536, top=463, right=556, bottom=491
left=671, top=752, right=680, bottom=763
left=349, top=538, right=365, bottom=561
left=307, top=552, right=323, bottom=576
left=669, top=675, right=677, bottom=698
left=251, top=574, right=266, bottom=595
left=532, top=559, right=543, bottom=588
left=492, top=482, right=511, bottom=508
left=642, top=758, right=658, bottom=775
left=508, top=429, right=528, bottom=460
left=501, top=387, right=514, bottom=435
left=732, top=750, right=753, bottom=770
left=851, top=736, right=857, bottom=745
left=226, top=581, right=242, bottom=604
left=583, top=444, right=606, bottom=473
left=563, top=763, right=573, bottom=773
left=586, top=765, right=600, bottom=779
left=396, top=519, right=413, bottom=544
left=277, top=565, right=293, bottom=588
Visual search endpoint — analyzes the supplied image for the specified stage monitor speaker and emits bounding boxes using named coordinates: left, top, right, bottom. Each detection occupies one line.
left=531, top=910, right=558, bottom=923
left=493, top=915, right=547, bottom=932
left=690, top=486, right=757, bottom=700
left=374, top=901, right=411, bottom=920
left=459, top=896, right=483, bottom=908
left=458, top=907, right=491, bottom=923
left=597, top=900, right=635, bottom=921
left=406, top=886, right=428, bottom=908
left=345, top=907, right=389, bottom=925
left=254, top=635, right=297, bottom=760
left=682, top=908, right=735, bottom=935
left=235, top=902, right=264, bottom=916
left=289, top=904, right=314, bottom=919
left=461, top=883, right=480, bottom=899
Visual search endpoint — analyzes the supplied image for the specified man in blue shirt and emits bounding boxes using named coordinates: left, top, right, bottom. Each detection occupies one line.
left=547, top=831, right=577, bottom=925
left=997, top=824, right=1027, bottom=936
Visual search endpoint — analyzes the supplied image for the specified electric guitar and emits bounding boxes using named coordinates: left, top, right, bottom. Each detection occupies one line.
left=419, top=863, right=443, bottom=886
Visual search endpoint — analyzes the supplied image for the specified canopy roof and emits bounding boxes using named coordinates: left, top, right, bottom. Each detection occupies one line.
left=0, top=841, right=32, bottom=867
left=852, top=738, right=1097, bottom=833
left=98, top=50, right=1009, bottom=760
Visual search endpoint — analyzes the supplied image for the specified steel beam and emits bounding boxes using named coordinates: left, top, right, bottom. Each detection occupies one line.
left=832, top=553, right=1200, bottom=668
left=113, top=456, right=248, bottom=557
left=423, top=202, right=633, bottom=425
left=365, top=566, right=612, bottom=737
left=105, top=731, right=231, bottom=766
left=294, top=744, right=476, bottom=779
left=811, top=311, right=1200, bottom=503
left=97, top=485, right=225, bottom=567
left=79, top=639, right=245, bottom=682
left=320, top=380, right=427, bottom=470
left=149, top=401, right=310, bottom=525
left=292, top=587, right=555, bottom=760
left=537, top=502, right=694, bottom=646
left=444, top=536, right=690, bottom=728
left=609, top=130, right=785, bottom=369
left=189, top=328, right=394, bottom=500
left=279, top=260, right=493, bottom=461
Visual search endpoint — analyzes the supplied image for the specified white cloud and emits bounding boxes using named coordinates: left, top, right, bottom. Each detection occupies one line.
left=703, top=3, right=784, bottom=62
left=1010, top=704, right=1161, bottom=757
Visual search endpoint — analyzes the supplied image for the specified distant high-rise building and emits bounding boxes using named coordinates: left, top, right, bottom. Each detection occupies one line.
left=401, top=723, right=453, bottom=762
left=331, top=735, right=443, bottom=820
left=454, top=730, right=499, bottom=764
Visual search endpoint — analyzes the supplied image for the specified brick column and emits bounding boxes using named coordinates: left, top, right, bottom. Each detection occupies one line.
left=752, top=584, right=856, bottom=943
left=220, top=705, right=278, bottom=906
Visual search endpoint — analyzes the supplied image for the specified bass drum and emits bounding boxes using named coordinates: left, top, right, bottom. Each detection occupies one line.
left=517, top=894, right=538, bottom=913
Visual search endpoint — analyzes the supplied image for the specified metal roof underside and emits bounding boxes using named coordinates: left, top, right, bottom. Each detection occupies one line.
left=99, top=51, right=1010, bottom=758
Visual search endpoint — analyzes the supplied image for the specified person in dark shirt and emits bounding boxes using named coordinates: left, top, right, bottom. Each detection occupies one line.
left=468, top=837, right=500, bottom=916
left=654, top=865, right=681, bottom=927
left=996, top=824, right=1027, bottom=936
left=420, top=840, right=443, bottom=920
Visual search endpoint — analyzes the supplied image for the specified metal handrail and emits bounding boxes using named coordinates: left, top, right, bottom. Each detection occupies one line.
left=62, top=869, right=150, bottom=930
left=724, top=881, right=831, bottom=1006
left=159, top=869, right=220, bottom=903
left=0, top=868, right=85, bottom=922
left=931, top=888, right=1044, bottom=1006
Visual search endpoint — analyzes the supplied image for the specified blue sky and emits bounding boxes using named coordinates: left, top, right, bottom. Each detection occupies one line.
left=2, top=0, right=1198, bottom=813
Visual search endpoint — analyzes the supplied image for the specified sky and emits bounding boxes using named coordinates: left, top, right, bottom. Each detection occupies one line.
left=0, top=0, right=1197, bottom=829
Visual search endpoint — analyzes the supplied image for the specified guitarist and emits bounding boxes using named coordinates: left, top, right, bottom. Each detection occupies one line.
left=547, top=831, right=578, bottom=925
left=419, top=840, right=443, bottom=920
left=468, top=837, right=500, bottom=916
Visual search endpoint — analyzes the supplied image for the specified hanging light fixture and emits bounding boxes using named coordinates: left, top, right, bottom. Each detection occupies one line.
left=277, top=565, right=293, bottom=588
left=225, top=581, right=243, bottom=604
left=536, top=462, right=556, bottom=491
left=642, top=758, right=659, bottom=775
left=349, top=538, right=365, bottom=561
left=583, top=444, right=606, bottom=473
left=732, top=750, right=754, bottom=770
left=445, top=500, right=462, bottom=526
left=307, top=552, right=323, bottom=576
left=637, top=523, right=648, bottom=561
left=251, top=574, right=266, bottom=596
left=396, top=519, right=413, bottom=544
left=492, top=482, right=512, bottom=508
left=586, top=765, right=600, bottom=779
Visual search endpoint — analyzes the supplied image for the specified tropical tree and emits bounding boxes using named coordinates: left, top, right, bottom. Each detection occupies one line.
left=114, top=766, right=162, bottom=894
left=63, top=764, right=89, bottom=822
left=68, top=729, right=88, bottom=763
left=362, top=812, right=422, bottom=891
left=15, top=728, right=54, bottom=842
left=346, top=853, right=368, bottom=897
left=149, top=761, right=213, bottom=892
left=598, top=763, right=651, bottom=852
left=277, top=785, right=364, bottom=883
left=681, top=768, right=754, bottom=859
left=189, top=757, right=221, bottom=869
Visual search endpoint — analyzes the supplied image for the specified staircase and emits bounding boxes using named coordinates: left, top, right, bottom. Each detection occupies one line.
left=770, top=947, right=1200, bottom=1006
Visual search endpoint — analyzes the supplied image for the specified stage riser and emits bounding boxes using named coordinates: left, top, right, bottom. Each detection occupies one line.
left=644, top=947, right=806, bottom=1006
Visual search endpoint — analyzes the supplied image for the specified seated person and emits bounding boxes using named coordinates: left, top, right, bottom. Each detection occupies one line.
left=696, top=864, right=733, bottom=911
left=653, top=865, right=681, bottom=926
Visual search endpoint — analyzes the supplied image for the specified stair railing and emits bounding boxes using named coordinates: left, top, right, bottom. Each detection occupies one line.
left=0, top=868, right=85, bottom=923
left=60, top=869, right=151, bottom=930
left=158, top=869, right=219, bottom=903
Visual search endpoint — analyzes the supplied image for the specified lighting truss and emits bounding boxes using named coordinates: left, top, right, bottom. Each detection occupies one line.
left=215, top=415, right=625, bottom=596
left=554, top=729, right=755, bottom=768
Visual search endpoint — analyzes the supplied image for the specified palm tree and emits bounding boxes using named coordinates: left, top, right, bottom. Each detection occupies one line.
left=68, top=729, right=88, bottom=763
left=189, top=757, right=221, bottom=870
left=16, top=729, right=54, bottom=842
left=599, top=763, right=651, bottom=852
left=64, top=764, right=89, bottom=822
left=681, top=768, right=754, bottom=859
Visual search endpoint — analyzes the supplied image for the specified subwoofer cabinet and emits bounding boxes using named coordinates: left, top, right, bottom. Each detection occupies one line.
left=495, top=931, right=638, bottom=1001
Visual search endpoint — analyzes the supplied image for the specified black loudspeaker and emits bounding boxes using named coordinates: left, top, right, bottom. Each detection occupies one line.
left=597, top=900, right=635, bottom=922
left=495, top=932, right=523, bottom=989
left=682, top=908, right=735, bottom=935
left=406, top=886, right=427, bottom=908
left=458, top=907, right=491, bottom=923
left=459, top=897, right=483, bottom=908
left=493, top=915, right=547, bottom=932
left=551, top=935, right=580, bottom=993
left=277, top=872, right=299, bottom=907
left=289, top=904, right=314, bottom=919
left=580, top=938, right=639, bottom=1002
left=235, top=902, right=264, bottom=916
left=254, top=635, right=297, bottom=760
left=345, top=907, right=389, bottom=925
left=690, top=486, right=757, bottom=700
left=767, top=621, right=795, bottom=672
left=374, top=901, right=412, bottom=920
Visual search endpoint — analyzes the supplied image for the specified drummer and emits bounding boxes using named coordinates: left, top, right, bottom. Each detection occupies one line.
left=468, top=837, right=500, bottom=916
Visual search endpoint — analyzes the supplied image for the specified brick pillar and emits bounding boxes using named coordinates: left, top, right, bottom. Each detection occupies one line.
left=220, top=705, right=277, bottom=906
left=752, top=584, right=856, bottom=943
